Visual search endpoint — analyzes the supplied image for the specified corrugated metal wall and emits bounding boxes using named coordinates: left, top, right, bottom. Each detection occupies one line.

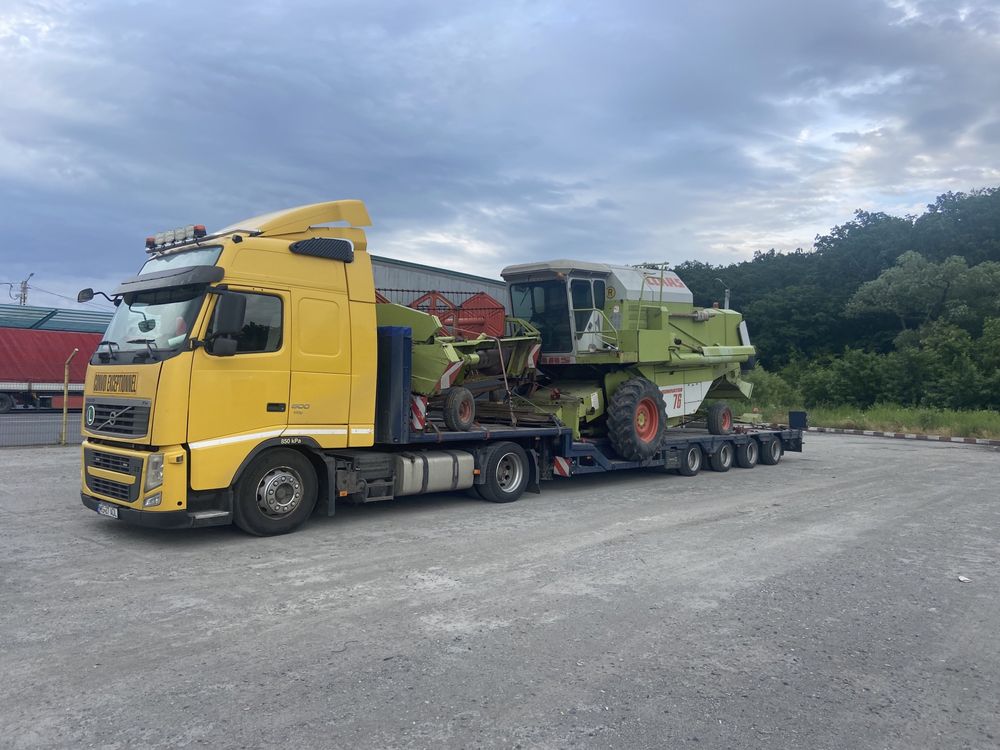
left=371, top=255, right=509, bottom=310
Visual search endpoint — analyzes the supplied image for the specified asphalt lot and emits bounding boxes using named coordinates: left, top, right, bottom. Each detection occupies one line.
left=2, top=434, right=998, bottom=749
left=0, top=411, right=82, bottom=447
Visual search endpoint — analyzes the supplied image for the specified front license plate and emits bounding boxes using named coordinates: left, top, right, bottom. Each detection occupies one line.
left=96, top=502, right=119, bottom=519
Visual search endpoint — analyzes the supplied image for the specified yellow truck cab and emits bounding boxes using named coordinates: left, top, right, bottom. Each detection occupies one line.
left=80, top=201, right=379, bottom=534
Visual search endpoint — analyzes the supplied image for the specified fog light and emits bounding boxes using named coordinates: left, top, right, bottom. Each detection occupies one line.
left=143, top=493, right=162, bottom=507
left=146, top=453, right=164, bottom=491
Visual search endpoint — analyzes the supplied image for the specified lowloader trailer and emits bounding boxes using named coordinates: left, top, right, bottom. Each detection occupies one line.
left=77, top=200, right=802, bottom=536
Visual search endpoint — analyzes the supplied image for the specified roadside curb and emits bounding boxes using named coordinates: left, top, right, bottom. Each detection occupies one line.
left=806, top=426, right=1000, bottom=447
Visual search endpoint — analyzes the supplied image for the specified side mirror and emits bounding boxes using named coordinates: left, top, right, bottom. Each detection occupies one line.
left=211, top=337, right=239, bottom=357
left=214, top=293, right=246, bottom=336
left=77, top=288, right=94, bottom=303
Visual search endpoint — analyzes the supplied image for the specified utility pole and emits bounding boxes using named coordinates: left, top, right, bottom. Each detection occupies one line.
left=18, top=273, right=33, bottom=305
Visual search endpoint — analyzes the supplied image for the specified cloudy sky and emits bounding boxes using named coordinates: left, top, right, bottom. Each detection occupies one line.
left=1, top=0, right=998, bottom=309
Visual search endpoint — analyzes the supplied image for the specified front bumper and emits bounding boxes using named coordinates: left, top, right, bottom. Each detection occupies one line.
left=81, top=493, right=232, bottom=529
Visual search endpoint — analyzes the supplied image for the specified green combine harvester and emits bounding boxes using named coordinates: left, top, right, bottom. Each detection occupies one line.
left=377, top=259, right=755, bottom=462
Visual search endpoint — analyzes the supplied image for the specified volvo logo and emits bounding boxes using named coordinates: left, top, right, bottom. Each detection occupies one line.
left=85, top=405, right=96, bottom=426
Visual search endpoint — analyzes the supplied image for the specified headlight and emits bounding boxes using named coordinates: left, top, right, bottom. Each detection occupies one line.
left=146, top=453, right=164, bottom=491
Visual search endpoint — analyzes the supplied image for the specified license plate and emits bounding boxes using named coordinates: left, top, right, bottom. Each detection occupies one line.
left=96, top=502, right=119, bottom=519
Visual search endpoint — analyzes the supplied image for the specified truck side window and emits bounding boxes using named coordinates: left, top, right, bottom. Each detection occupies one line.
left=208, top=292, right=283, bottom=354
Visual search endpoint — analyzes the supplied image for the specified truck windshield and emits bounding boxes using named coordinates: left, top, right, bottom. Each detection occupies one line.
left=510, top=280, right=573, bottom=352
left=94, top=284, right=206, bottom=364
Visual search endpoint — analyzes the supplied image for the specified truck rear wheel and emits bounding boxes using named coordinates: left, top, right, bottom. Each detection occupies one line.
left=0, top=393, right=13, bottom=414
left=707, top=402, right=733, bottom=435
left=608, top=377, right=666, bottom=461
left=476, top=441, right=528, bottom=503
left=443, top=387, right=475, bottom=431
left=735, top=439, right=758, bottom=468
left=709, top=442, right=734, bottom=472
left=759, top=438, right=783, bottom=465
left=234, top=448, right=318, bottom=536
left=676, top=444, right=702, bottom=476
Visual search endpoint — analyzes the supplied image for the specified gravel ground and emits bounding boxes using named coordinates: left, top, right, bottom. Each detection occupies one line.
left=1, top=434, right=998, bottom=749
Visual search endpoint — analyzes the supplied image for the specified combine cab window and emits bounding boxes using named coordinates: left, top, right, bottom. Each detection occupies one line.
left=510, top=281, right=572, bottom=353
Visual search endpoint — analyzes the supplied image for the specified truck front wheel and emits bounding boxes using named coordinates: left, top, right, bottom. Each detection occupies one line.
left=476, top=441, right=529, bottom=503
left=234, top=448, right=318, bottom=536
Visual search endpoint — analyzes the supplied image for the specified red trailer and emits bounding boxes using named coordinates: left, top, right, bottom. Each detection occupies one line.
left=0, top=328, right=102, bottom=412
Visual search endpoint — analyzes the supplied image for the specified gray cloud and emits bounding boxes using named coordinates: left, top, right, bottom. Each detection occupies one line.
left=1, top=0, right=998, bottom=306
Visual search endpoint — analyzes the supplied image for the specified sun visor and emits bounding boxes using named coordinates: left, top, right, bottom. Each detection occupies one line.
left=113, top=265, right=225, bottom=296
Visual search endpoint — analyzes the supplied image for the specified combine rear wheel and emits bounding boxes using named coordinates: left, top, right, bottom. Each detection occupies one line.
left=608, top=377, right=667, bottom=461
left=707, top=402, right=733, bottom=435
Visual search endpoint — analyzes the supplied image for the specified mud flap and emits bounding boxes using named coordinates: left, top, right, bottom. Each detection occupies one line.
left=527, top=448, right=541, bottom=494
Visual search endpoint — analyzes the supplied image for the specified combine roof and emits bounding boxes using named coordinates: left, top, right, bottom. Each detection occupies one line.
left=0, top=303, right=113, bottom=333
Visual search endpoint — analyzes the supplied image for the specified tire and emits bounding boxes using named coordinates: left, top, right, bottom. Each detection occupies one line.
left=707, top=402, right=733, bottom=435
left=0, top=393, right=13, bottom=414
left=676, top=444, right=702, bottom=476
left=443, top=387, right=475, bottom=431
left=759, top=438, right=783, bottom=465
left=608, top=377, right=667, bottom=461
left=475, top=441, right=529, bottom=503
left=709, top=442, right=734, bottom=472
left=735, top=439, right=758, bottom=468
left=234, top=448, right=318, bottom=536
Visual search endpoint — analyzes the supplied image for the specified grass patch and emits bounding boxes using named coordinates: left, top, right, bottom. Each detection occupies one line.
left=757, top=403, right=1000, bottom=439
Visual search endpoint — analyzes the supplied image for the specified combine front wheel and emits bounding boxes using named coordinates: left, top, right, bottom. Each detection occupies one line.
left=608, top=377, right=667, bottom=461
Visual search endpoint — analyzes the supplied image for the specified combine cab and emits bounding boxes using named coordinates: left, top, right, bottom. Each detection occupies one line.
left=502, top=260, right=755, bottom=460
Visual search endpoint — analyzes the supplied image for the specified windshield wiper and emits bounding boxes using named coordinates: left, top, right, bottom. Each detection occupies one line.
left=96, top=340, right=120, bottom=362
left=126, top=338, right=165, bottom=362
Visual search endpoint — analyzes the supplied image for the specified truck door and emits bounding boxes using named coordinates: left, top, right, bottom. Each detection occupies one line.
left=287, top=289, right=352, bottom=436
left=187, top=288, right=290, bottom=490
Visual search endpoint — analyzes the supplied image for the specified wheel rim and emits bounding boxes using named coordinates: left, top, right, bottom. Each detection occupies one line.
left=720, top=444, right=732, bottom=466
left=494, top=452, right=523, bottom=493
left=458, top=398, right=473, bottom=423
left=770, top=441, right=781, bottom=460
left=256, top=466, right=304, bottom=517
left=747, top=441, right=758, bottom=463
left=635, top=397, right=660, bottom=443
left=687, top=446, right=701, bottom=470
left=721, top=410, right=732, bottom=431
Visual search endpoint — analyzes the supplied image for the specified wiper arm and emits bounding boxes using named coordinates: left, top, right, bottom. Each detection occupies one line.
left=126, top=338, right=161, bottom=361
left=96, top=340, right=119, bottom=361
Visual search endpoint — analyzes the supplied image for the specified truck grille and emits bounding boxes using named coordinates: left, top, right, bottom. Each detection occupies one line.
left=84, top=447, right=143, bottom=503
left=88, top=449, right=142, bottom=475
left=86, top=476, right=132, bottom=502
left=84, top=398, right=151, bottom=438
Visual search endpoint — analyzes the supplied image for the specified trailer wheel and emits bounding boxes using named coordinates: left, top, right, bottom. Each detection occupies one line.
left=759, top=438, right=783, bottom=465
left=707, top=402, right=733, bottom=435
left=234, top=448, right=318, bottom=536
left=709, top=442, right=734, bottom=472
left=608, top=377, right=667, bottom=461
left=0, top=393, right=13, bottom=414
left=676, top=445, right=702, bottom=476
left=443, top=387, right=475, bottom=431
left=735, top=440, right=758, bottom=468
left=476, top=441, right=529, bottom=503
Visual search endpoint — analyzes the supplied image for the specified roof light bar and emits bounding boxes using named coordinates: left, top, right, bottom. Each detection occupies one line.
left=145, top=223, right=210, bottom=251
